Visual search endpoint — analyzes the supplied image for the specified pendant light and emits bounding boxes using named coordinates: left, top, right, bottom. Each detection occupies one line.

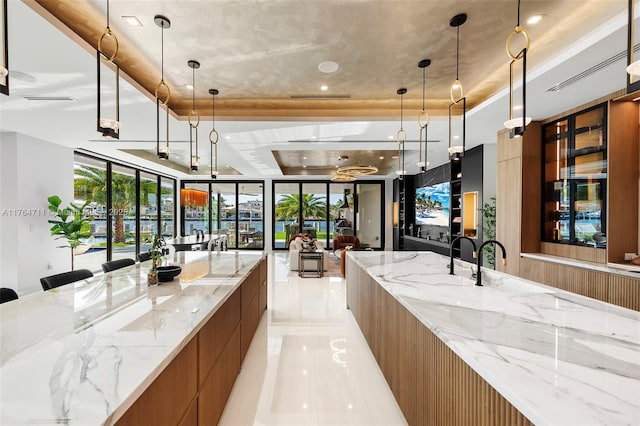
left=504, top=0, right=531, bottom=138
left=396, top=87, right=407, bottom=180
left=188, top=60, right=201, bottom=171
left=417, top=59, right=431, bottom=173
left=96, top=0, right=120, bottom=139
left=448, top=13, right=467, bottom=161
left=209, top=88, right=219, bottom=179
left=154, top=15, right=171, bottom=159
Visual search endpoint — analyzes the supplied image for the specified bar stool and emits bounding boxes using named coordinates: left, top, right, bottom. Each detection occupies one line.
left=40, top=269, right=94, bottom=291
left=0, top=288, right=18, bottom=304
left=102, top=258, right=136, bottom=273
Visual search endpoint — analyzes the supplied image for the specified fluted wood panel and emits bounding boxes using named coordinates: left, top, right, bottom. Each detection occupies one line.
left=518, top=258, right=544, bottom=283
left=353, top=262, right=533, bottom=426
left=415, top=313, right=532, bottom=426
left=543, top=262, right=608, bottom=302
left=609, top=275, right=640, bottom=311
left=376, top=288, right=418, bottom=425
left=540, top=242, right=607, bottom=264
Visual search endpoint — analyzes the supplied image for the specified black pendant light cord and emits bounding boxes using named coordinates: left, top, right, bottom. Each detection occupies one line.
left=517, top=0, right=521, bottom=26
left=106, top=0, right=110, bottom=28
left=422, top=67, right=426, bottom=111
left=192, top=69, right=195, bottom=112
left=160, top=25, right=164, bottom=82
left=456, top=26, right=460, bottom=80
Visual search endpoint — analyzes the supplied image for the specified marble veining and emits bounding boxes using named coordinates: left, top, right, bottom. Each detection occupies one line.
left=0, top=251, right=265, bottom=425
left=348, top=251, right=640, bottom=425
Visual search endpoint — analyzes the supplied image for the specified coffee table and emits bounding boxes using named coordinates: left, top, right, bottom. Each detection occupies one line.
left=298, top=250, right=324, bottom=278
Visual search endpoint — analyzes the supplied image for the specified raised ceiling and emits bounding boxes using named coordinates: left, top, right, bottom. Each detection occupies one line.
left=28, top=0, right=626, bottom=119
left=2, top=0, right=631, bottom=179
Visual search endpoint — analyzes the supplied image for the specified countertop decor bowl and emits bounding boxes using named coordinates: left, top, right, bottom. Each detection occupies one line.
left=156, top=265, right=182, bottom=282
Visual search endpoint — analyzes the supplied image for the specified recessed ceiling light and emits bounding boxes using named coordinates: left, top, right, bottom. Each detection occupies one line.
left=311, top=136, right=317, bottom=139
left=122, top=16, right=143, bottom=27
left=526, top=15, right=543, bottom=24
left=335, top=165, right=339, bottom=168
left=318, top=61, right=339, bottom=74
left=388, top=135, right=394, bottom=139
left=186, top=84, right=194, bottom=90
left=303, top=165, right=307, bottom=168
left=392, top=155, right=399, bottom=159
left=303, top=156, right=307, bottom=160
left=320, top=85, right=328, bottom=91
left=379, top=156, right=384, bottom=160
left=224, top=135, right=231, bottom=139
left=513, top=104, right=523, bottom=110
left=454, top=135, right=460, bottom=139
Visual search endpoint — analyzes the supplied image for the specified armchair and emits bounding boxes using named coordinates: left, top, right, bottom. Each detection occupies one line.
left=332, top=235, right=360, bottom=253
left=288, top=235, right=328, bottom=271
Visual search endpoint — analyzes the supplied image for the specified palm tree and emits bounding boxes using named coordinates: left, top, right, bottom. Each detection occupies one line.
left=275, top=193, right=327, bottom=222
left=74, top=165, right=159, bottom=244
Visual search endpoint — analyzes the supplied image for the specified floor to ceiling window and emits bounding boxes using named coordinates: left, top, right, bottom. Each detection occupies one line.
left=110, top=164, right=137, bottom=261
left=273, top=182, right=299, bottom=248
left=73, top=155, right=108, bottom=271
left=140, top=171, right=159, bottom=251
left=160, top=177, right=176, bottom=239
left=301, top=183, right=328, bottom=242
left=238, top=183, right=264, bottom=249
left=181, top=181, right=265, bottom=250
left=73, top=153, right=177, bottom=271
left=182, top=182, right=210, bottom=236
left=272, top=181, right=385, bottom=250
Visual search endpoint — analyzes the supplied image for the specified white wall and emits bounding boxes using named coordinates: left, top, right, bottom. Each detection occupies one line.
left=0, top=132, right=73, bottom=296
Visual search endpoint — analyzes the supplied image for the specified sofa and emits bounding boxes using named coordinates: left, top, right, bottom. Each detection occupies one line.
left=332, top=235, right=360, bottom=253
left=288, top=234, right=329, bottom=271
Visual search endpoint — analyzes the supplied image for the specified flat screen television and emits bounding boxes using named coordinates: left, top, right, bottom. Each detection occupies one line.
left=415, top=182, right=450, bottom=226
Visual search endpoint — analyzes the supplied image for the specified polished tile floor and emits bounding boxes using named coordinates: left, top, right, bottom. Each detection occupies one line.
left=219, top=253, right=407, bottom=426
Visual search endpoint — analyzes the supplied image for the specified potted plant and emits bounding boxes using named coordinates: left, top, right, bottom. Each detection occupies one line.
left=47, top=195, right=93, bottom=270
left=147, top=234, right=166, bottom=285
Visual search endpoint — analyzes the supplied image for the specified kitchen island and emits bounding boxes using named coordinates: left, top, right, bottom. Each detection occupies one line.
left=346, top=250, right=640, bottom=426
left=0, top=251, right=267, bottom=425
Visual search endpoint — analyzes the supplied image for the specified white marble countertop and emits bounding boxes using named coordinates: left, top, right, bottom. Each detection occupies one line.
left=521, top=252, right=640, bottom=279
left=0, top=251, right=265, bottom=425
left=348, top=251, right=640, bottom=426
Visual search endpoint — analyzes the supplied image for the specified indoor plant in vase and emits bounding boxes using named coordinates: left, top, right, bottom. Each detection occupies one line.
left=47, top=195, right=93, bottom=270
left=147, top=234, right=166, bottom=285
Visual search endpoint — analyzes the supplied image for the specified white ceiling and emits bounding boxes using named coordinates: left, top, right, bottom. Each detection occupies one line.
left=0, top=0, right=634, bottom=180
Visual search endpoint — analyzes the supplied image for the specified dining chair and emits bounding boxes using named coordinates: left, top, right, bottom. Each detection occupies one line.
left=101, top=258, right=136, bottom=273
left=137, top=252, right=152, bottom=262
left=40, top=269, right=94, bottom=291
left=0, top=288, right=18, bottom=304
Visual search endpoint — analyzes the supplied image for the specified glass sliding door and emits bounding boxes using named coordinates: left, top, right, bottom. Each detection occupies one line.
left=139, top=172, right=158, bottom=255
left=212, top=183, right=237, bottom=248
left=355, top=183, right=383, bottom=249
left=182, top=182, right=210, bottom=236
left=110, top=164, right=137, bottom=260
left=160, top=177, right=175, bottom=238
left=301, top=183, right=328, bottom=245
left=238, top=183, right=264, bottom=249
left=73, top=154, right=108, bottom=271
left=329, top=183, right=355, bottom=249
left=273, top=182, right=300, bottom=248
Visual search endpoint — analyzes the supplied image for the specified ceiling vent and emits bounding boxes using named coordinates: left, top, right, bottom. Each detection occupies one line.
left=290, top=94, right=351, bottom=99
left=24, top=96, right=77, bottom=101
left=546, top=43, right=640, bottom=92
